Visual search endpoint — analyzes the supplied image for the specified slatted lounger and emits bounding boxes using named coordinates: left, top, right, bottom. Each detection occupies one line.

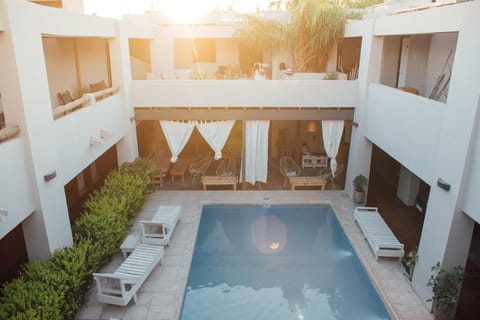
left=93, top=244, right=164, bottom=306
left=353, top=206, right=405, bottom=261
left=140, top=205, right=181, bottom=246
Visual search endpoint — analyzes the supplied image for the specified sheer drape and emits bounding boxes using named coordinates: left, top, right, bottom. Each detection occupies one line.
left=159, top=120, right=195, bottom=163
left=243, top=120, right=270, bottom=185
left=321, top=120, right=344, bottom=176
left=196, top=121, right=235, bottom=160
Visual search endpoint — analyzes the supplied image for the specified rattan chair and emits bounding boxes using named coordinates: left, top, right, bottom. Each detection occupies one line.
left=279, top=156, right=302, bottom=187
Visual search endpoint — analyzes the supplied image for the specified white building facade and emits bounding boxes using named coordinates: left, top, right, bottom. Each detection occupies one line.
left=0, top=0, right=479, bottom=314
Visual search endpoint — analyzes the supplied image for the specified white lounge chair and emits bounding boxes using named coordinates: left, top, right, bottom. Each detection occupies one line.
left=353, top=206, right=405, bottom=261
left=140, top=206, right=181, bottom=246
left=93, top=243, right=164, bottom=306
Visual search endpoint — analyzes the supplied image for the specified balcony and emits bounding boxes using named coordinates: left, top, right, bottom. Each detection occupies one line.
left=365, top=84, right=445, bottom=184
left=132, top=79, right=357, bottom=108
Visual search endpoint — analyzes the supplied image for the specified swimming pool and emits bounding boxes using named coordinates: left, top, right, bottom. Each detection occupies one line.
left=181, top=205, right=390, bottom=320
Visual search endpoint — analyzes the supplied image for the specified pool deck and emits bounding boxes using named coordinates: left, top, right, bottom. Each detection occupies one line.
left=76, top=190, right=433, bottom=320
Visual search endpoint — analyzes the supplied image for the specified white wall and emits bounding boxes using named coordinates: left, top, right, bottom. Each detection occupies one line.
left=216, top=38, right=239, bottom=68
left=424, top=32, right=457, bottom=102
left=344, top=20, right=377, bottom=198
left=374, top=2, right=465, bottom=36
left=54, top=95, right=125, bottom=184
left=42, top=37, right=79, bottom=107
left=76, top=37, right=110, bottom=90
left=152, top=25, right=237, bottom=74
left=365, top=84, right=444, bottom=184
left=130, top=56, right=150, bottom=80
left=462, top=97, right=480, bottom=223
left=379, top=36, right=400, bottom=87
left=405, top=35, right=430, bottom=96
left=132, top=80, right=357, bottom=107
left=0, top=138, right=36, bottom=239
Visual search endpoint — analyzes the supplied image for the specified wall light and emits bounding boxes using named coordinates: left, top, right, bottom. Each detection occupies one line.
left=89, top=136, right=104, bottom=146
left=0, top=208, right=7, bottom=222
left=307, top=120, right=318, bottom=133
left=100, top=130, right=114, bottom=139
left=43, top=170, right=57, bottom=182
left=437, top=178, right=451, bottom=191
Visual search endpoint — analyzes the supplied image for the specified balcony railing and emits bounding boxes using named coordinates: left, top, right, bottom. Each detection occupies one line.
left=53, top=86, right=120, bottom=119
left=132, top=80, right=357, bottom=108
left=365, top=83, right=445, bottom=183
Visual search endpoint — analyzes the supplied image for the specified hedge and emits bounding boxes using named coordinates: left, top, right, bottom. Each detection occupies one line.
left=0, top=158, right=154, bottom=320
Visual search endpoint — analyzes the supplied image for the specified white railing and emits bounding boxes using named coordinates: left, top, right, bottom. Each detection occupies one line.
left=53, top=86, right=120, bottom=119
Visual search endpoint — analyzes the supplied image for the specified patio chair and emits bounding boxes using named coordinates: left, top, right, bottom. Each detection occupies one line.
left=93, top=243, right=164, bottom=306
left=189, top=154, right=213, bottom=182
left=279, top=156, right=302, bottom=187
left=353, top=207, right=404, bottom=261
left=216, top=156, right=237, bottom=177
left=140, top=206, right=181, bottom=246
left=317, top=163, right=344, bottom=187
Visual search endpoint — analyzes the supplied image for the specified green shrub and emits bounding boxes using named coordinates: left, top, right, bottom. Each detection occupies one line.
left=74, top=210, right=129, bottom=271
left=0, top=158, right=154, bottom=319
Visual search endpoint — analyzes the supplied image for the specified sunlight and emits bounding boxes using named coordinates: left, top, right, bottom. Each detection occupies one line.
left=84, top=0, right=274, bottom=21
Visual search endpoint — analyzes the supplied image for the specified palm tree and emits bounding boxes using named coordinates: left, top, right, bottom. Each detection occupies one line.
left=236, top=0, right=346, bottom=72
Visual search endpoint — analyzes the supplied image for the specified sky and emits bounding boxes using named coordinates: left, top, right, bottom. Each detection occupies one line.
left=83, top=0, right=276, bottom=21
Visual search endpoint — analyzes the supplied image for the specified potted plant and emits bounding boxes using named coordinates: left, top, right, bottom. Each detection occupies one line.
left=427, top=262, right=465, bottom=320
left=404, top=248, right=419, bottom=281
left=352, top=174, right=367, bottom=203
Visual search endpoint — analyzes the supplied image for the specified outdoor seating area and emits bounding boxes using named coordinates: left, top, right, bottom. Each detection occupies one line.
left=92, top=206, right=182, bottom=306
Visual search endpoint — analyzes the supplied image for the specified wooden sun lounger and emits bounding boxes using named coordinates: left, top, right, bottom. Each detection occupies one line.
left=201, top=176, right=238, bottom=190
left=93, top=243, right=164, bottom=306
left=353, top=206, right=405, bottom=261
left=288, top=176, right=327, bottom=190
left=140, top=206, right=181, bottom=246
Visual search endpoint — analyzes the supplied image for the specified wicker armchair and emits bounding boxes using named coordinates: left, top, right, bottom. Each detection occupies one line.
left=279, top=156, right=302, bottom=187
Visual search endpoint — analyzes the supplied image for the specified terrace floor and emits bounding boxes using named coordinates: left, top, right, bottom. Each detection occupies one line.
left=76, top=190, right=433, bottom=320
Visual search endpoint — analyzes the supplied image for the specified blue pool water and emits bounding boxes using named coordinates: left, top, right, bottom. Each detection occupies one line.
left=181, top=205, right=390, bottom=320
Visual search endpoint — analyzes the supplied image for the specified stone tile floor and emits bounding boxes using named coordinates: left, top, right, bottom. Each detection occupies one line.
left=76, top=190, right=433, bottom=320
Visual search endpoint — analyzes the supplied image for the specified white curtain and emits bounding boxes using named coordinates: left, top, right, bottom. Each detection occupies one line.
left=321, top=120, right=344, bottom=176
left=244, top=120, right=270, bottom=185
left=159, top=120, right=195, bottom=163
left=196, top=120, right=235, bottom=160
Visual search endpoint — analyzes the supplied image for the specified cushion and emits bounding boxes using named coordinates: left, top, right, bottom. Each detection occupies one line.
left=89, top=80, right=107, bottom=92
left=57, top=90, right=74, bottom=105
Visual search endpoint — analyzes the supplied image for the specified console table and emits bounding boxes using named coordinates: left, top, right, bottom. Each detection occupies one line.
left=302, top=154, right=328, bottom=169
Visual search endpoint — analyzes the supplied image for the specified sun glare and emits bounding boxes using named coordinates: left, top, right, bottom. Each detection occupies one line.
left=160, top=1, right=212, bottom=23
left=84, top=0, right=274, bottom=21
